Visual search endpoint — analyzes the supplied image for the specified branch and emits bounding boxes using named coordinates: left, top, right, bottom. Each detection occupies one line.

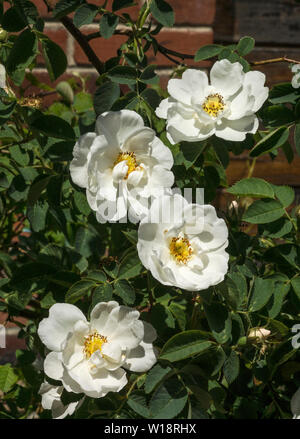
left=60, top=16, right=104, bottom=74
left=42, top=0, right=104, bottom=74
left=251, top=56, right=300, bottom=66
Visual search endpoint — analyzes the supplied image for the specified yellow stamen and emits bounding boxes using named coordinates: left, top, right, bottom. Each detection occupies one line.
left=114, top=151, right=140, bottom=179
left=83, top=331, right=107, bottom=359
left=169, top=236, right=193, bottom=264
left=202, top=93, right=225, bottom=117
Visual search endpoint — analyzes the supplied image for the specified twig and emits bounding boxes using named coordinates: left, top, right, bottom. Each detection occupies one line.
left=42, top=0, right=104, bottom=74
left=251, top=57, right=300, bottom=66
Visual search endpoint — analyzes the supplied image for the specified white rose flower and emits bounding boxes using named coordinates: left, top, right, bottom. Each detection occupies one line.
left=39, top=381, right=84, bottom=419
left=156, top=59, right=268, bottom=143
left=291, top=64, right=300, bottom=89
left=291, top=387, right=300, bottom=419
left=38, top=301, right=157, bottom=398
left=137, top=193, right=229, bottom=291
left=70, top=109, right=174, bottom=222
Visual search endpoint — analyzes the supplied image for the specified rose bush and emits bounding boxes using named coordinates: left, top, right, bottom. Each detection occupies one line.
left=0, top=0, right=299, bottom=420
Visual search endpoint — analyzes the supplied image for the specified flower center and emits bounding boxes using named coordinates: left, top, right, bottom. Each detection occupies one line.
left=169, top=236, right=193, bottom=264
left=202, top=93, right=225, bottom=117
left=114, top=151, right=139, bottom=179
left=84, top=330, right=107, bottom=359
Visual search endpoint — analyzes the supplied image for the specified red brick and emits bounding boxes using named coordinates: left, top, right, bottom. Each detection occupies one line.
left=148, top=28, right=213, bottom=67
left=75, top=27, right=212, bottom=67
left=171, top=0, right=216, bottom=25
left=74, top=33, right=128, bottom=64
left=31, top=0, right=140, bottom=20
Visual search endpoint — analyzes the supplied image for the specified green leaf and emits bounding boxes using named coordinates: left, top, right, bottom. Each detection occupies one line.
left=179, top=141, right=206, bottom=169
left=27, top=200, right=49, bottom=232
left=159, top=330, right=212, bottom=362
left=108, top=66, right=137, bottom=84
left=86, top=270, right=107, bottom=283
left=271, top=184, right=295, bottom=208
left=150, top=0, right=174, bottom=27
left=140, top=88, right=160, bottom=109
left=66, top=279, right=96, bottom=304
left=223, top=350, right=240, bottom=385
left=127, top=393, right=150, bottom=418
left=194, top=44, right=223, bottom=61
left=144, top=363, right=172, bottom=394
left=117, top=251, right=142, bottom=279
left=212, top=137, right=230, bottom=168
left=41, top=38, right=68, bottom=81
left=2, top=6, right=27, bottom=32
left=139, top=65, right=159, bottom=85
left=294, top=123, right=300, bottom=156
left=100, top=13, right=119, bottom=39
left=149, top=379, right=188, bottom=419
left=236, top=36, right=255, bottom=55
left=6, top=29, right=38, bottom=84
left=114, top=279, right=135, bottom=305
left=112, top=0, right=135, bottom=11
left=248, top=277, right=274, bottom=312
left=73, top=92, right=93, bottom=113
left=27, top=175, right=53, bottom=205
left=203, top=302, right=232, bottom=344
left=53, top=0, right=83, bottom=19
left=0, top=365, right=18, bottom=393
left=291, top=278, right=300, bottom=301
left=262, top=105, right=295, bottom=127
left=267, top=281, right=290, bottom=319
left=30, top=114, right=75, bottom=140
left=91, top=283, right=113, bottom=307
left=74, top=190, right=91, bottom=215
left=243, top=199, right=285, bottom=224
left=250, top=127, right=289, bottom=157
left=227, top=177, right=275, bottom=199
left=260, top=217, right=293, bottom=239
left=93, top=81, right=120, bottom=116
left=73, top=3, right=98, bottom=27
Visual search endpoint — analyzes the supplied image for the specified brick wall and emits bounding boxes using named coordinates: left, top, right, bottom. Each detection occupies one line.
left=22, top=0, right=215, bottom=97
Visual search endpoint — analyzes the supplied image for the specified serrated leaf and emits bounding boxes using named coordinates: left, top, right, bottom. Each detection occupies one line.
left=227, top=178, right=275, bottom=199
left=204, top=302, right=232, bottom=344
left=236, top=36, right=255, bottom=55
left=248, top=278, right=274, bottom=312
left=223, top=350, right=240, bottom=385
left=271, top=184, right=295, bottom=208
left=112, top=0, right=135, bottom=11
left=144, top=363, right=172, bottom=394
left=91, top=283, right=113, bottom=307
left=159, top=330, right=212, bottom=362
left=30, top=114, right=75, bottom=140
left=107, top=66, right=137, bottom=84
left=243, top=199, right=285, bottom=224
left=0, top=365, right=18, bottom=393
left=66, top=279, right=96, bottom=303
left=73, top=3, right=98, bottom=27
left=93, top=81, right=120, bottom=115
left=150, top=0, right=174, bottom=27
left=42, top=39, right=67, bottom=81
left=114, top=279, right=135, bottom=305
left=250, top=127, right=289, bottom=157
left=100, top=13, right=119, bottom=39
left=117, top=251, right=142, bottom=279
left=194, top=44, right=223, bottom=61
left=149, top=379, right=188, bottom=419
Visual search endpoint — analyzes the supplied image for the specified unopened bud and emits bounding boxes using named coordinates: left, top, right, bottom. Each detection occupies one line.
left=0, top=28, right=8, bottom=42
left=248, top=328, right=271, bottom=341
